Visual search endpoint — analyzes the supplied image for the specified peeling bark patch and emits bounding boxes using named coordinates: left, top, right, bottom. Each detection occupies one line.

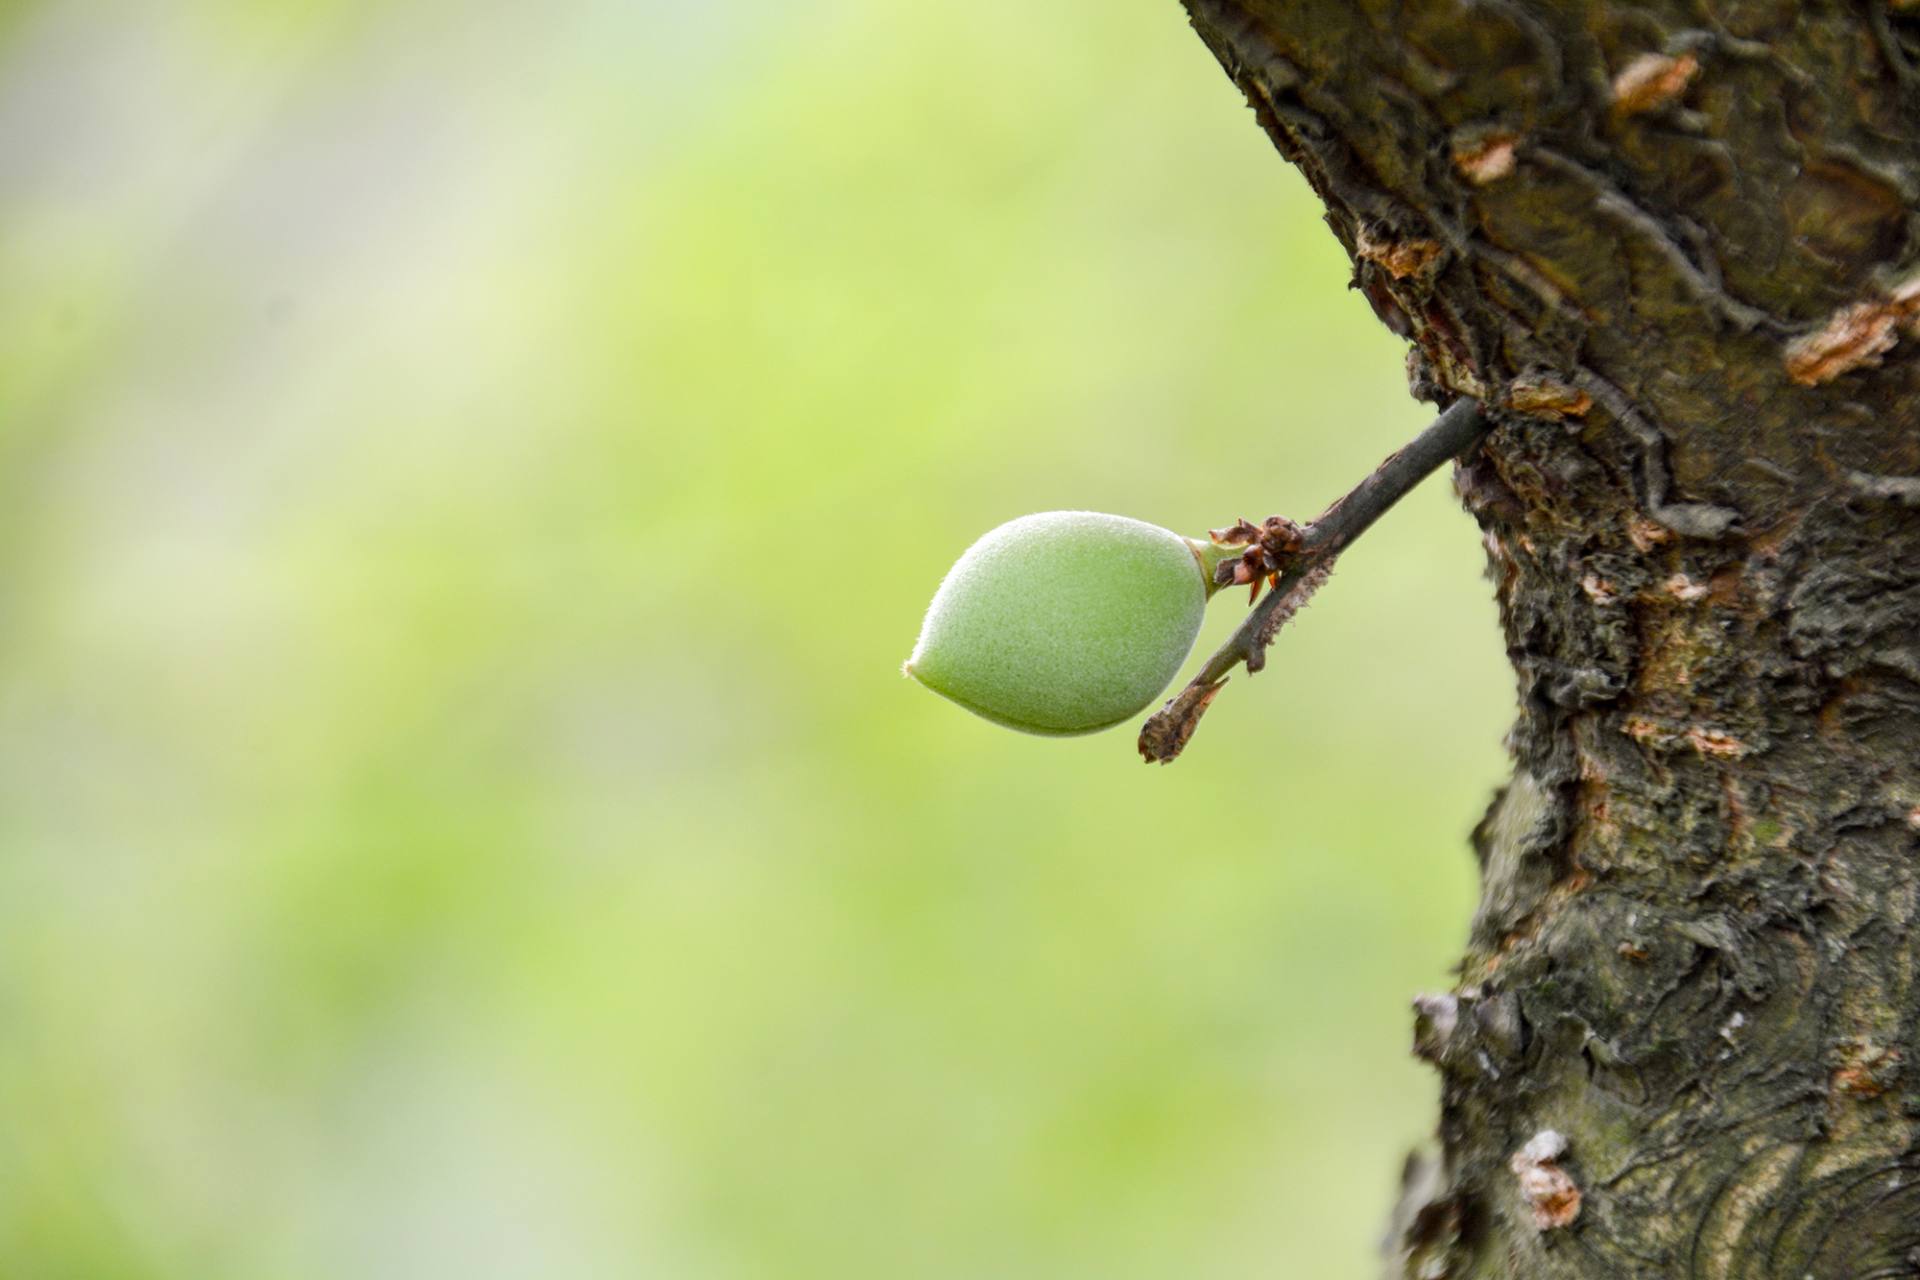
left=1506, top=376, right=1592, bottom=420
left=1832, top=1038, right=1902, bottom=1099
left=1894, top=272, right=1920, bottom=315
left=1663, top=573, right=1710, bottom=602
left=1783, top=300, right=1906, bottom=385
left=1356, top=227, right=1443, bottom=280
left=1452, top=129, right=1518, bottom=185
left=1784, top=302, right=1902, bottom=384
left=1610, top=51, right=1700, bottom=114
left=1686, top=726, right=1748, bottom=758
left=1627, top=515, right=1675, bottom=552
left=1510, top=1130, right=1581, bottom=1230
left=1623, top=716, right=1751, bottom=758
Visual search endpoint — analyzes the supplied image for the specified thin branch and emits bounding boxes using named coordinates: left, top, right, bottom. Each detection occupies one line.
left=1138, top=398, right=1492, bottom=763
left=1298, top=397, right=1494, bottom=555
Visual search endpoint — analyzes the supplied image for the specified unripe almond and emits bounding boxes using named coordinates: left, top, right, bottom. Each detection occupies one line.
left=905, top=511, right=1218, bottom=736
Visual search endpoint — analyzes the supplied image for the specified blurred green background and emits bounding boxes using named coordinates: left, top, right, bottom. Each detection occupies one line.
left=0, top=1, right=1511, bottom=1276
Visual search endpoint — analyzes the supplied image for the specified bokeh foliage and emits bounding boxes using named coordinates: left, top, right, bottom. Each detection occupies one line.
left=0, top=1, right=1509, bottom=1276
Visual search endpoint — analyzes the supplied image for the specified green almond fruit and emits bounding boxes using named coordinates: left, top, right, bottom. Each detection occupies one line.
left=905, top=511, right=1222, bottom=736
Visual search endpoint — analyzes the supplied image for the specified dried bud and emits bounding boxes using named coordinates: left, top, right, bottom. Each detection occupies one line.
left=1206, top=515, right=1304, bottom=603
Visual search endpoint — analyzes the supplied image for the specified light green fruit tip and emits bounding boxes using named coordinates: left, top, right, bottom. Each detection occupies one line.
left=905, top=511, right=1212, bottom=736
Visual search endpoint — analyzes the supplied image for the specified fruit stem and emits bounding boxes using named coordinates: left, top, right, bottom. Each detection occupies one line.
left=1184, top=537, right=1242, bottom=599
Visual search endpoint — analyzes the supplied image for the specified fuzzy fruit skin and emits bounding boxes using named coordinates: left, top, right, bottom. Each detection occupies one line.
left=905, top=511, right=1209, bottom=736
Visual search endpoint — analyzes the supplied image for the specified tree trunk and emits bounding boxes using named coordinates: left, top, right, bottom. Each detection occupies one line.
left=1175, top=2, right=1920, bottom=1274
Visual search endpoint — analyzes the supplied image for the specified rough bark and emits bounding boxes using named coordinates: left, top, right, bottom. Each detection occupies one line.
left=1175, top=2, right=1920, bottom=1275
